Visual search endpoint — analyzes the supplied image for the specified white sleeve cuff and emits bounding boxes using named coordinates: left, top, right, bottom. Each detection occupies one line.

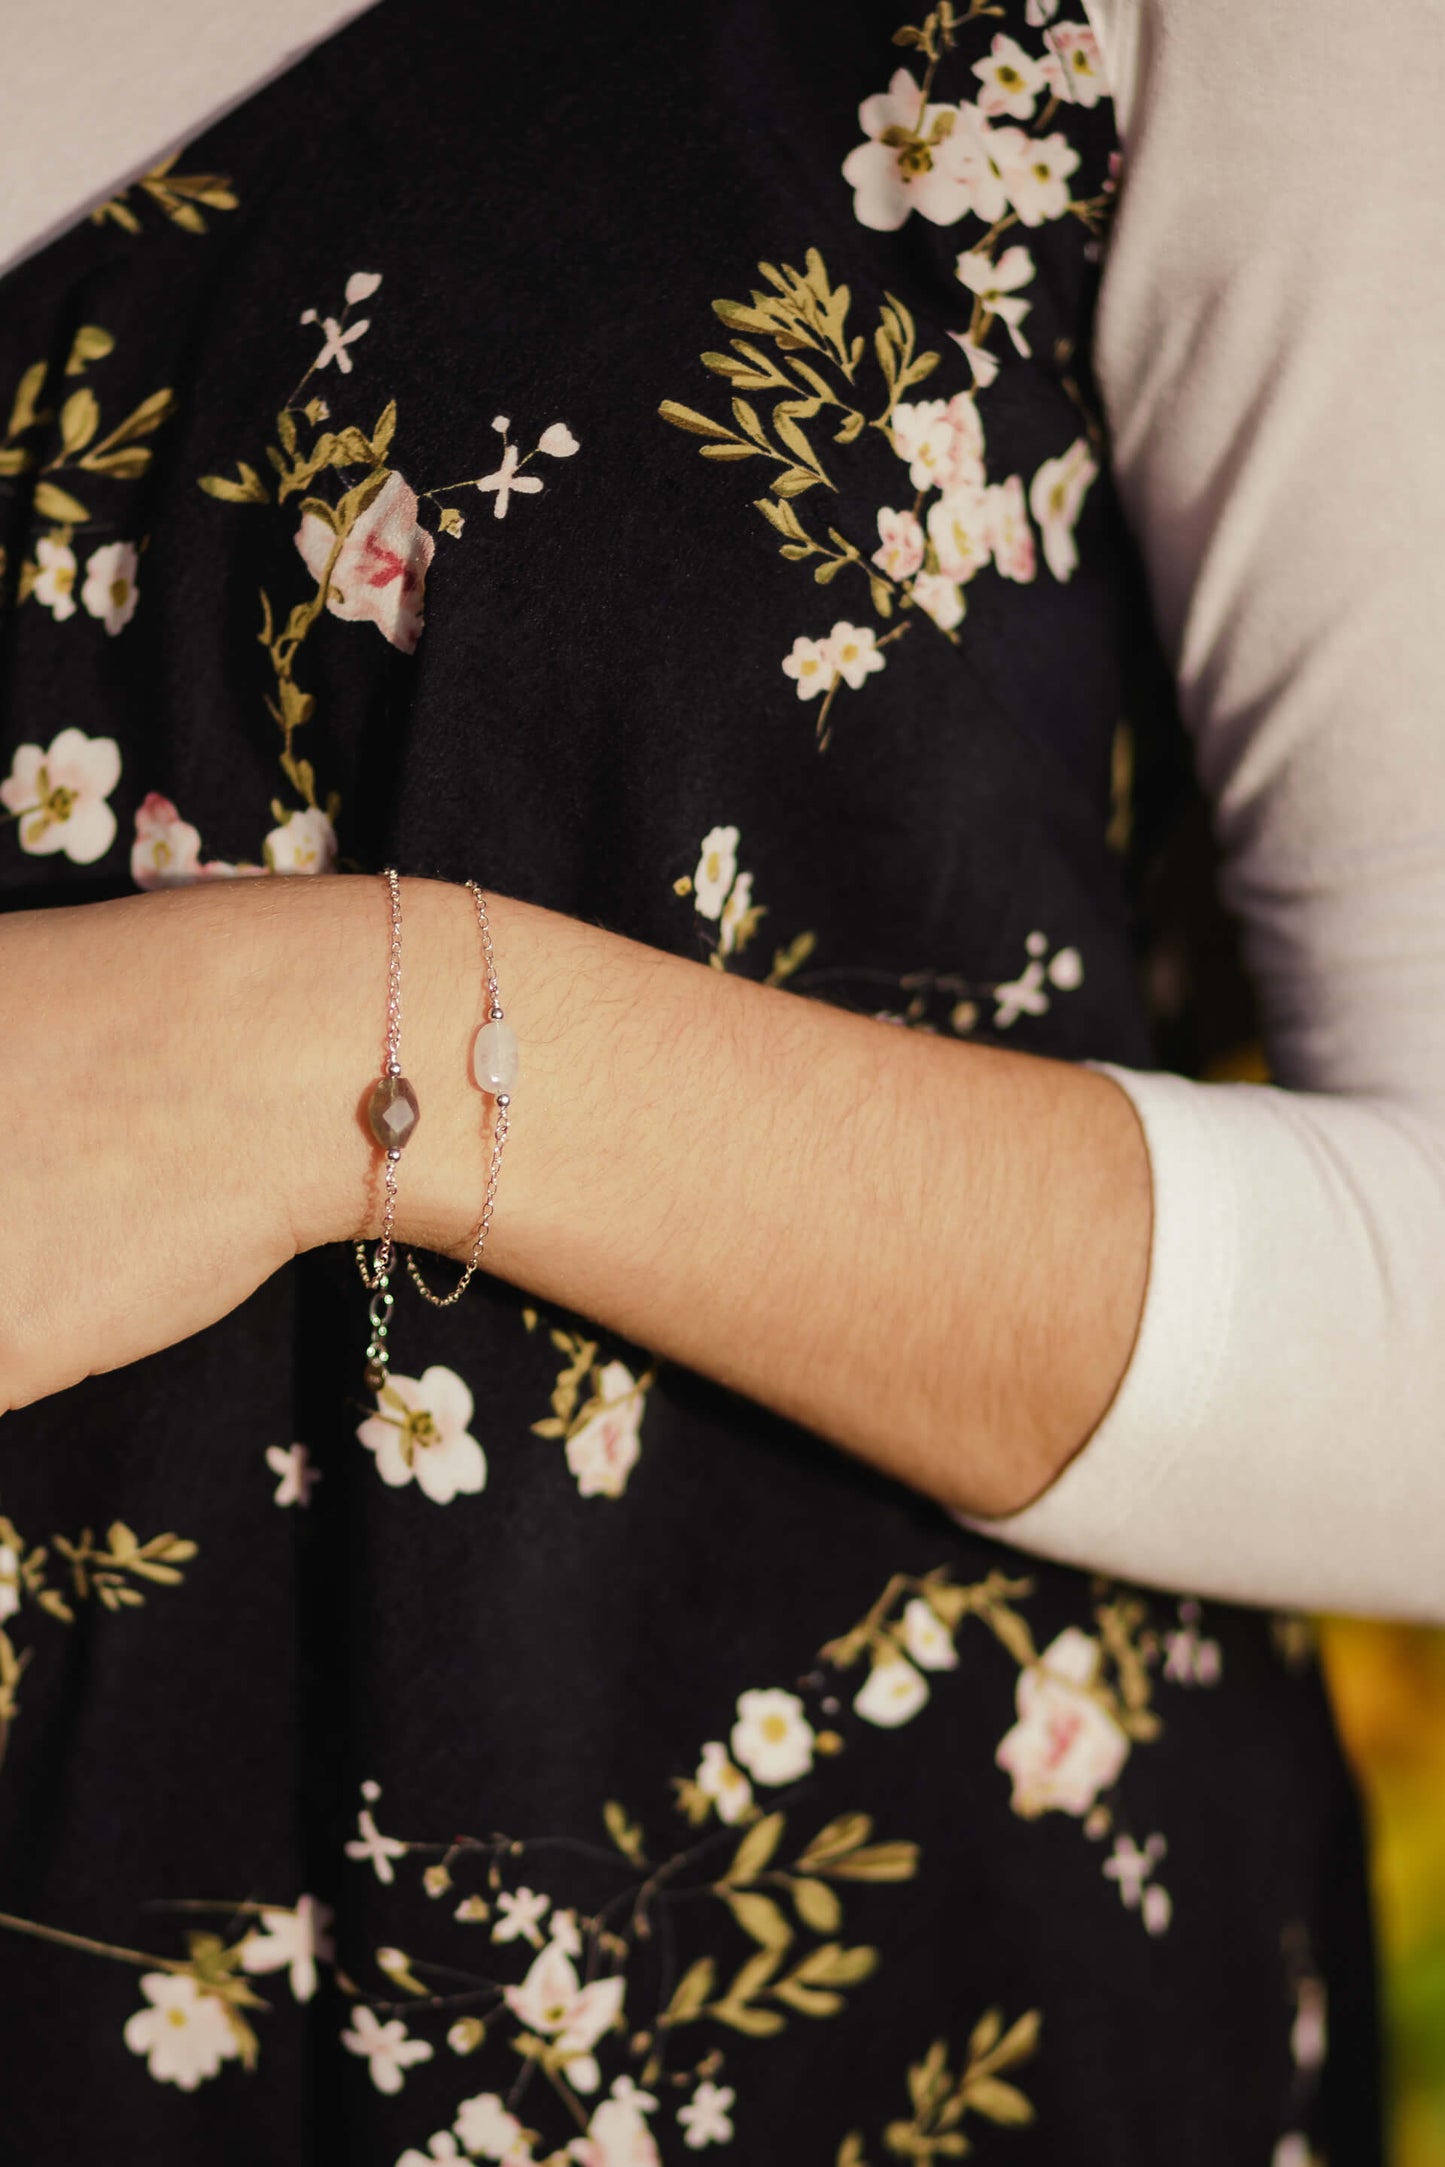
left=958, top=1062, right=1445, bottom=1623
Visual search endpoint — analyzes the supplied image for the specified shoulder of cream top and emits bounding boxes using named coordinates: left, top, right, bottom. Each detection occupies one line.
left=0, top=0, right=376, bottom=279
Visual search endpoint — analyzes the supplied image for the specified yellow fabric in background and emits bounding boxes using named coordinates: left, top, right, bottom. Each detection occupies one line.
left=1321, top=1623, right=1445, bottom=2167
left=1196, top=1045, right=1445, bottom=2163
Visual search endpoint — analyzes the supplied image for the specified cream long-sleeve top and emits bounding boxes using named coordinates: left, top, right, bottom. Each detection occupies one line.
left=2, top=0, right=1443, bottom=1623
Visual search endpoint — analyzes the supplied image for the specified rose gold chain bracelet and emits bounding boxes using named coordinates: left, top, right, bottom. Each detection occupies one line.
left=354, top=870, right=516, bottom=1389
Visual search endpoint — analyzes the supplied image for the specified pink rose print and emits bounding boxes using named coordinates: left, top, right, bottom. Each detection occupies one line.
left=995, top=1627, right=1130, bottom=1818
left=294, top=470, right=435, bottom=653
left=565, top=1362, right=647, bottom=1499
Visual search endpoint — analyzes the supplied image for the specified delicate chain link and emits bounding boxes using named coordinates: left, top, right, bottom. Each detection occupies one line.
left=354, top=868, right=407, bottom=1386
left=352, top=872, right=513, bottom=1378
left=380, top=864, right=404, bottom=1078
left=407, top=880, right=512, bottom=1307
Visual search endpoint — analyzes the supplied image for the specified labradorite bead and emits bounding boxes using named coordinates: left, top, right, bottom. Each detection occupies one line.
left=367, top=1073, right=420, bottom=1150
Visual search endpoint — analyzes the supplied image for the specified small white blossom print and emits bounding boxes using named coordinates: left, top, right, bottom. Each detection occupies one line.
left=828, top=622, right=886, bottom=691
left=973, top=33, right=1047, bottom=119
left=492, top=1886, right=550, bottom=1947
left=1142, top=1883, right=1172, bottom=1936
left=955, top=244, right=1036, bottom=356
left=843, top=70, right=1006, bottom=231
left=129, top=793, right=261, bottom=888
left=345, top=1799, right=408, bottom=1884
left=784, top=622, right=889, bottom=736
left=1, top=726, right=121, bottom=864
left=453, top=2092, right=527, bottom=2158
left=1292, top=1976, right=1328, bottom=2071
left=952, top=333, right=1001, bottom=389
left=239, top=1895, right=332, bottom=2002
left=131, top=792, right=201, bottom=886
left=717, top=870, right=755, bottom=959
left=691, top=825, right=740, bottom=918
left=397, top=2137, right=463, bottom=2167
left=80, top=540, right=140, bottom=635
left=784, top=615, right=896, bottom=749
left=694, top=1740, right=753, bottom=1824
left=0, top=1543, right=21, bottom=1625
left=472, top=413, right=572, bottom=519
left=1274, top=2140, right=1325, bottom=2167
left=990, top=127, right=1081, bottom=226
left=1163, top=1600, right=1223, bottom=1686
left=31, top=536, right=79, bottom=621
left=549, top=1909, right=583, bottom=1960
left=781, top=633, right=835, bottom=703
left=891, top=394, right=985, bottom=494
left=503, top=1942, right=625, bottom=2096
left=266, top=1443, right=320, bottom=1508
left=927, top=485, right=993, bottom=586
left=901, top=1596, right=959, bottom=1672
left=1103, top=1832, right=1172, bottom=1935
left=679, top=2079, right=736, bottom=2149
left=911, top=572, right=966, bottom=632
left=477, top=438, right=543, bottom=518
left=872, top=506, right=925, bottom=581
left=1046, top=22, right=1107, bottom=106
left=854, top=1654, right=931, bottom=1728
left=580, top=2077, right=661, bottom=2162
left=341, top=2003, right=434, bottom=2093
left=299, top=275, right=375, bottom=373
left=357, top=1365, right=487, bottom=1504
left=730, top=1687, right=815, bottom=1786
left=264, top=805, right=337, bottom=875
left=993, top=929, right=1083, bottom=1028
left=123, top=1972, right=241, bottom=2090
left=307, top=315, right=369, bottom=371
left=986, top=475, right=1037, bottom=583
left=1030, top=437, right=1097, bottom=580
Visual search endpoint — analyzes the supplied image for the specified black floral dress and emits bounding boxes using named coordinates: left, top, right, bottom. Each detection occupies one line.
left=0, top=4, right=1381, bottom=2161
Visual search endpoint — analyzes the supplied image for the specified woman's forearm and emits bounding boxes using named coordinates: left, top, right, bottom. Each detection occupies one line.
left=301, top=875, right=1153, bottom=1520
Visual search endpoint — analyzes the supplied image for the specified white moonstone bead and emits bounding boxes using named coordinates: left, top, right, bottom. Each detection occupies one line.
left=472, top=1018, right=519, bottom=1096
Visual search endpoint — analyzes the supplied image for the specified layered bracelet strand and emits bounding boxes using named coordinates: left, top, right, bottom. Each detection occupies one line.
left=354, top=870, right=516, bottom=1389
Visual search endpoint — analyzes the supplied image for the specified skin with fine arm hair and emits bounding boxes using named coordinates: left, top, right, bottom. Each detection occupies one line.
left=0, top=872, right=1151, bottom=1520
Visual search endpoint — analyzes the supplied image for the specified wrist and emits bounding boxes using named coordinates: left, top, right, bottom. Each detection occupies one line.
left=247, top=869, right=484, bottom=1262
